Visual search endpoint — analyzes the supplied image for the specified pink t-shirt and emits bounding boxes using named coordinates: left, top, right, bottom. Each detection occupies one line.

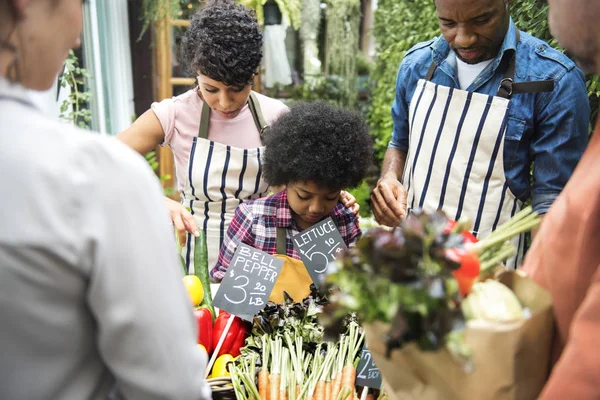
left=151, top=89, right=288, bottom=191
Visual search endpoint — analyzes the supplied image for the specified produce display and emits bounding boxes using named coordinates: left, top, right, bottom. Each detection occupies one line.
left=231, top=289, right=369, bottom=400
left=182, top=233, right=251, bottom=380
left=182, top=208, right=547, bottom=399
left=322, top=207, right=539, bottom=359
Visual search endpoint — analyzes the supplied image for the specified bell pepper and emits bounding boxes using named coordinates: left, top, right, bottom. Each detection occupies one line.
left=444, top=220, right=478, bottom=243
left=446, top=247, right=480, bottom=297
left=212, top=311, right=249, bottom=358
left=193, top=307, right=213, bottom=354
left=212, top=354, right=234, bottom=377
left=444, top=220, right=480, bottom=296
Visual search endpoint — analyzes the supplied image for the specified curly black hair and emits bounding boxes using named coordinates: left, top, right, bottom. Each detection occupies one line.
left=181, top=0, right=262, bottom=87
left=263, top=102, right=374, bottom=190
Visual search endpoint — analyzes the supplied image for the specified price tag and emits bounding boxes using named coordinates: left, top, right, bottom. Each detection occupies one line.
left=292, top=217, right=347, bottom=286
left=355, top=348, right=382, bottom=388
left=213, top=244, right=284, bottom=321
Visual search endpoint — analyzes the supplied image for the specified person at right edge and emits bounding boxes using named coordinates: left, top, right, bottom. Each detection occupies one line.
left=521, top=0, right=600, bottom=397
left=371, top=0, right=589, bottom=268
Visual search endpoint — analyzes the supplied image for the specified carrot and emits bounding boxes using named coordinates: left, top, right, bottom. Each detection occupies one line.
left=333, top=371, right=343, bottom=398
left=332, top=334, right=348, bottom=400
left=296, top=385, right=301, bottom=399
left=340, top=365, right=356, bottom=397
left=260, top=335, right=271, bottom=400
left=325, top=381, right=332, bottom=400
left=280, top=348, right=290, bottom=400
left=331, top=371, right=339, bottom=398
left=259, top=369, right=269, bottom=400
left=270, top=337, right=283, bottom=400
left=317, top=344, right=337, bottom=400
left=339, top=322, right=365, bottom=400
left=270, top=374, right=280, bottom=400
left=315, top=381, right=326, bottom=400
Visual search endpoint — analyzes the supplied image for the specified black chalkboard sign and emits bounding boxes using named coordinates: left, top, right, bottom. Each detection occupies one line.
left=356, top=347, right=382, bottom=388
left=213, top=244, right=284, bottom=321
left=292, top=217, right=347, bottom=286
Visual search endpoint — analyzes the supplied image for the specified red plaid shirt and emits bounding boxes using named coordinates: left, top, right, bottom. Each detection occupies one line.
left=211, top=190, right=361, bottom=281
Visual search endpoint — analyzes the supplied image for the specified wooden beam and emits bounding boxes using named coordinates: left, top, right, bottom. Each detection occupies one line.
left=171, top=77, right=196, bottom=86
left=155, top=7, right=177, bottom=198
left=170, top=19, right=191, bottom=28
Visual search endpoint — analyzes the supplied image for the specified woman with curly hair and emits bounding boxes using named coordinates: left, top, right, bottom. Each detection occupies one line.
left=119, top=0, right=358, bottom=277
left=118, top=0, right=287, bottom=274
left=211, top=102, right=373, bottom=302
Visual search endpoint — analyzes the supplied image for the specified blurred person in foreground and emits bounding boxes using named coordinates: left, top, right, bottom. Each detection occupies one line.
left=0, top=1, right=210, bottom=399
left=521, top=0, right=600, bottom=397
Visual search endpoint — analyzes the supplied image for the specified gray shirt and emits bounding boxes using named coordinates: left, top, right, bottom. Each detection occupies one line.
left=0, top=78, right=212, bottom=400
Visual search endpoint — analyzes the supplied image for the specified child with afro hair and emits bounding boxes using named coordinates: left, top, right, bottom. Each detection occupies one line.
left=211, top=101, right=373, bottom=302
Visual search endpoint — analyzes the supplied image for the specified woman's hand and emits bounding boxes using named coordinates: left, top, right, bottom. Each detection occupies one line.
left=165, top=197, right=200, bottom=247
left=340, top=190, right=360, bottom=218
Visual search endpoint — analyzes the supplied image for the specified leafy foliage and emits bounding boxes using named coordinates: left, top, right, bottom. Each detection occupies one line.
left=368, top=0, right=599, bottom=165
left=323, top=210, right=466, bottom=355
left=139, top=0, right=181, bottom=38
left=239, top=0, right=302, bottom=29
left=367, top=0, right=439, bottom=164
left=325, top=0, right=362, bottom=108
left=59, top=50, right=92, bottom=129
left=145, top=151, right=175, bottom=196
left=242, top=284, right=328, bottom=354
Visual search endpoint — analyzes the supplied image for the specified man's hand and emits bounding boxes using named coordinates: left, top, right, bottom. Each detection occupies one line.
left=371, top=175, right=408, bottom=227
left=165, top=197, right=200, bottom=247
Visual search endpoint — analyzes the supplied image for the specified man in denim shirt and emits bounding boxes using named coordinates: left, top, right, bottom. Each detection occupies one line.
left=371, top=0, right=589, bottom=266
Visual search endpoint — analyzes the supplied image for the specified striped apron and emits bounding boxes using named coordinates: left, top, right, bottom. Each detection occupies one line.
left=181, top=93, right=270, bottom=278
left=403, top=31, right=553, bottom=268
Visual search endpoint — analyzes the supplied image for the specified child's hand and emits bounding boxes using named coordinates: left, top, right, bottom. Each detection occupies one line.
left=340, top=190, right=360, bottom=218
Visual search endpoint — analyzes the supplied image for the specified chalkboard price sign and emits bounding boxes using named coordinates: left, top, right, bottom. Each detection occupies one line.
left=292, top=217, right=347, bottom=285
left=356, top=347, right=382, bottom=388
left=213, top=244, right=284, bottom=321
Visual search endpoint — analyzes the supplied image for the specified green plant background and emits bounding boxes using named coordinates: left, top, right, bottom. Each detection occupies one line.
left=367, top=0, right=599, bottom=167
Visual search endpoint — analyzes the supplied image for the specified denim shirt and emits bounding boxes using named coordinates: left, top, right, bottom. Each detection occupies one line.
left=390, top=21, right=590, bottom=214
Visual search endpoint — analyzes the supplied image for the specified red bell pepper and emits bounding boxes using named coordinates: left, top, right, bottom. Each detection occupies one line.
left=446, top=247, right=480, bottom=297
left=444, top=220, right=478, bottom=244
left=212, top=311, right=249, bottom=358
left=193, top=307, right=213, bottom=354
left=444, top=220, right=481, bottom=296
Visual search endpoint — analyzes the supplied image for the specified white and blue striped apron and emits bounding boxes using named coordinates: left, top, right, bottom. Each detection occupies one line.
left=181, top=92, right=270, bottom=278
left=403, top=31, right=554, bottom=268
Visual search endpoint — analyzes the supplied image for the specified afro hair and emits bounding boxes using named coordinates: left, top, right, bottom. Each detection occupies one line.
left=263, top=102, right=373, bottom=190
left=181, top=0, right=262, bottom=88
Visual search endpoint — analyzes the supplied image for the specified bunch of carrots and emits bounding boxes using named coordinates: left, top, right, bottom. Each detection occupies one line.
left=231, top=321, right=370, bottom=400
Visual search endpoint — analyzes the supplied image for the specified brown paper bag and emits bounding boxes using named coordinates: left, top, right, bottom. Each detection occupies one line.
left=365, top=270, right=553, bottom=400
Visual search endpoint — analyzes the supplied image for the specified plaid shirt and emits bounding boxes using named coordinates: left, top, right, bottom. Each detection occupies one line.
left=211, top=190, right=361, bottom=281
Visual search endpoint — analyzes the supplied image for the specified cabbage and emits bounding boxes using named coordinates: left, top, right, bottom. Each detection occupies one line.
left=461, top=280, right=524, bottom=322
